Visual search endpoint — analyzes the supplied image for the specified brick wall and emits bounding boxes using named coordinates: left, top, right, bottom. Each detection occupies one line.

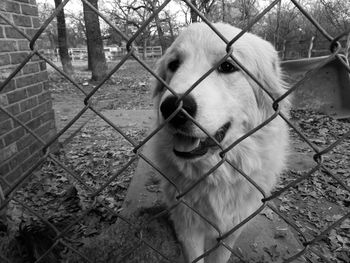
left=0, top=0, right=56, bottom=188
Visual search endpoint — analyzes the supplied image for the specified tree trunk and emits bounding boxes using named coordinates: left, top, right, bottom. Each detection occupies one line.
left=190, top=0, right=198, bottom=23
left=167, top=17, right=175, bottom=42
left=222, top=0, right=226, bottom=23
left=54, top=0, right=74, bottom=75
left=151, top=1, right=167, bottom=54
left=154, top=14, right=166, bottom=52
left=82, top=0, right=108, bottom=81
left=274, top=0, right=282, bottom=49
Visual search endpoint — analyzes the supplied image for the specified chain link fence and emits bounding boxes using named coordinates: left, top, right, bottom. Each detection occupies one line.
left=1, top=0, right=349, bottom=262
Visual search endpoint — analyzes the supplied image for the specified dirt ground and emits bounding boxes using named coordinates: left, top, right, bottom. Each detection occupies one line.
left=47, top=60, right=155, bottom=132
left=1, top=59, right=349, bottom=262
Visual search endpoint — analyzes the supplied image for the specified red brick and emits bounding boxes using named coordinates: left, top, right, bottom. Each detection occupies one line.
left=0, top=66, right=17, bottom=81
left=39, top=109, right=54, bottom=123
left=38, top=70, right=49, bottom=82
left=27, top=115, right=41, bottom=130
left=0, top=53, right=10, bottom=66
left=31, top=17, right=40, bottom=28
left=22, top=62, right=39, bottom=75
left=25, top=28, right=37, bottom=37
left=0, top=2, right=5, bottom=11
left=0, top=162, right=10, bottom=176
left=0, top=143, right=17, bottom=162
left=0, top=144, right=17, bottom=163
left=20, top=96, right=37, bottom=111
left=5, top=103, right=20, bottom=116
left=9, top=148, right=30, bottom=170
left=21, top=4, right=38, bottom=16
left=28, top=139, right=41, bottom=154
left=16, top=71, right=47, bottom=88
left=0, top=181, right=8, bottom=191
left=0, top=110, right=10, bottom=122
left=0, top=79, right=16, bottom=92
left=31, top=102, right=47, bottom=117
left=42, top=81, right=50, bottom=91
left=21, top=151, right=41, bottom=173
left=4, top=126, right=25, bottom=145
left=7, top=88, right=27, bottom=103
left=37, top=90, right=51, bottom=104
left=0, top=26, right=4, bottom=38
left=10, top=51, right=30, bottom=64
left=0, top=119, right=12, bottom=136
left=39, top=70, right=48, bottom=81
left=0, top=94, right=8, bottom=106
left=0, top=40, right=18, bottom=52
left=16, top=133, right=33, bottom=150
left=35, top=39, right=44, bottom=50
left=0, top=13, right=12, bottom=25
left=35, top=121, right=51, bottom=136
left=43, top=129, right=56, bottom=145
left=30, top=53, right=41, bottom=62
left=13, top=110, right=31, bottom=127
left=26, top=83, right=42, bottom=96
left=5, top=166, right=21, bottom=184
left=49, top=119, right=55, bottom=129
left=5, top=1, right=21, bottom=13
left=17, top=40, right=30, bottom=51
left=4, top=26, right=25, bottom=39
left=13, top=14, right=31, bottom=27
left=39, top=61, right=46, bottom=71
left=46, top=99, right=52, bottom=109
left=13, top=0, right=31, bottom=4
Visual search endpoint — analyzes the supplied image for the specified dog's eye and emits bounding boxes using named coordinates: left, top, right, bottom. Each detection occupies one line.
left=168, top=59, right=180, bottom=72
left=218, top=61, right=238, bottom=73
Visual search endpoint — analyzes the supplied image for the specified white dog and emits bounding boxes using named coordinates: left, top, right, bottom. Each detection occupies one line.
left=148, top=22, right=290, bottom=263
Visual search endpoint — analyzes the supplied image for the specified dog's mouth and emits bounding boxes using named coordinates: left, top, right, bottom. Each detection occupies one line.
left=173, top=122, right=231, bottom=159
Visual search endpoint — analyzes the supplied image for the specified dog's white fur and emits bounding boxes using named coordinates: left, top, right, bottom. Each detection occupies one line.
left=148, top=23, right=290, bottom=263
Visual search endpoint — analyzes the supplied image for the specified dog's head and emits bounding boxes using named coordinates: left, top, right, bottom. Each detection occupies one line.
left=153, top=23, right=288, bottom=161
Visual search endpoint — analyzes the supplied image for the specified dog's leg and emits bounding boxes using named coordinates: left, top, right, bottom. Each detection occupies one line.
left=204, top=232, right=241, bottom=263
left=177, top=228, right=205, bottom=263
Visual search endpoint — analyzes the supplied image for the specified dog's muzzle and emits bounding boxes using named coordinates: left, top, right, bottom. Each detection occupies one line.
left=173, top=122, right=231, bottom=159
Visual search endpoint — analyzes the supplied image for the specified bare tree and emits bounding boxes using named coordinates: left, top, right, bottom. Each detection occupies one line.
left=181, top=0, right=258, bottom=28
left=187, top=0, right=216, bottom=23
left=221, top=0, right=226, bottom=22
left=37, top=2, right=57, bottom=49
left=149, top=0, right=166, bottom=52
left=65, top=10, right=87, bottom=47
left=54, top=0, right=74, bottom=75
left=263, top=2, right=303, bottom=51
left=106, top=0, right=173, bottom=52
left=106, top=0, right=152, bottom=56
left=190, top=0, right=198, bottom=23
left=82, top=0, right=108, bottom=81
left=177, top=1, right=190, bottom=25
left=164, top=10, right=176, bottom=42
left=237, top=0, right=258, bottom=27
left=274, top=0, right=282, bottom=47
left=318, top=0, right=350, bottom=33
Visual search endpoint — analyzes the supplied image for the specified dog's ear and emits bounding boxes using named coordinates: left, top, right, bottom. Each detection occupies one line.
left=247, top=48, right=290, bottom=114
left=152, top=56, right=167, bottom=98
left=263, top=55, right=291, bottom=112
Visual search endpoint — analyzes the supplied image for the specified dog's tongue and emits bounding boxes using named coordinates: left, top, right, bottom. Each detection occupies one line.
left=172, top=123, right=230, bottom=159
left=173, top=135, right=201, bottom=152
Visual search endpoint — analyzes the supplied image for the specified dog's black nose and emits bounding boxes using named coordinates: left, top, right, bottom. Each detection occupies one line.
left=160, top=94, right=197, bottom=127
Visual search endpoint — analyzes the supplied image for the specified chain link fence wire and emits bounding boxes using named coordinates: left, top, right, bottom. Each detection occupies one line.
left=1, top=0, right=349, bottom=262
